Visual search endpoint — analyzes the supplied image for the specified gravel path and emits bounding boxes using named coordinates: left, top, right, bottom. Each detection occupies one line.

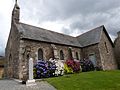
left=0, top=79, right=56, bottom=90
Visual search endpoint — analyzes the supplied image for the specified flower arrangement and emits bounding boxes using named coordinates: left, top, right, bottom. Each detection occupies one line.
left=80, top=59, right=95, bottom=72
left=33, top=59, right=65, bottom=79
left=49, top=58, right=64, bottom=76
left=33, top=58, right=97, bottom=79
left=64, top=63, right=73, bottom=74
left=65, top=59, right=81, bottom=73
left=33, top=59, right=56, bottom=79
left=55, top=60, right=64, bottom=76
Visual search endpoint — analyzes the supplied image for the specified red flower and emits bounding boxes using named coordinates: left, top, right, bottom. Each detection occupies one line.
left=65, top=59, right=80, bottom=73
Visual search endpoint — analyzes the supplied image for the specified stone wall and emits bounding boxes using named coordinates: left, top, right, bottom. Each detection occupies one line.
left=98, top=30, right=117, bottom=70
left=5, top=23, right=21, bottom=79
left=81, top=44, right=102, bottom=68
left=81, top=30, right=118, bottom=70
left=114, top=32, right=120, bottom=69
left=19, top=39, right=81, bottom=80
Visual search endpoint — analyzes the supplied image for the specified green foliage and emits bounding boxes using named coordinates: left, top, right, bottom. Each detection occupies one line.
left=64, top=64, right=73, bottom=74
left=65, top=59, right=81, bottom=73
left=33, top=68, right=37, bottom=79
left=46, top=70, right=120, bottom=90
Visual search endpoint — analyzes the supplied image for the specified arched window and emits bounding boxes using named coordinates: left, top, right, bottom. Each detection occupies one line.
left=51, top=47, right=55, bottom=59
left=68, top=48, right=73, bottom=59
left=105, top=42, right=109, bottom=53
left=60, top=50, right=64, bottom=60
left=38, top=48, right=43, bottom=60
left=76, top=52, right=79, bottom=60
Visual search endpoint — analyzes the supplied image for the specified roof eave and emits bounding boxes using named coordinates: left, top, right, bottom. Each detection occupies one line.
left=81, top=43, right=99, bottom=48
left=102, top=26, right=114, bottom=47
left=20, top=37, right=82, bottom=48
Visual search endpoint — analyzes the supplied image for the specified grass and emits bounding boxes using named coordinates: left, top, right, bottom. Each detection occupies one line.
left=46, top=70, right=120, bottom=90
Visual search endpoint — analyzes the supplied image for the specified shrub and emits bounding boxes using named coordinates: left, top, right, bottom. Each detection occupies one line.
left=65, top=59, right=81, bottom=73
left=49, top=59, right=64, bottom=76
left=64, top=63, right=73, bottom=74
left=33, top=60, right=56, bottom=79
left=55, top=60, right=64, bottom=76
left=80, top=59, right=95, bottom=72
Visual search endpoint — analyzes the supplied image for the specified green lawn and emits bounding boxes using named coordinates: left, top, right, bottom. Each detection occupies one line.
left=46, top=70, right=120, bottom=90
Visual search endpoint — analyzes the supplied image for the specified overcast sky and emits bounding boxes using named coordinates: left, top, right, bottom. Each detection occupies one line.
left=0, top=0, right=120, bottom=56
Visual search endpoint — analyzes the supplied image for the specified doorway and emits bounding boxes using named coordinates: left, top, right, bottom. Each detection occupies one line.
left=89, top=54, right=97, bottom=67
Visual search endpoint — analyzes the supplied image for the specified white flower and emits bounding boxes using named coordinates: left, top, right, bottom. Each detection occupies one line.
left=55, top=60, right=64, bottom=76
left=48, top=59, right=64, bottom=76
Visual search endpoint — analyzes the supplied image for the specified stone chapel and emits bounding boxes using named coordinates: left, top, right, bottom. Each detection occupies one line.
left=5, top=1, right=117, bottom=80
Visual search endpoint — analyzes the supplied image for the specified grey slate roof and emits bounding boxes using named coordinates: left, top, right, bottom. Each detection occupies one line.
left=16, top=23, right=111, bottom=48
left=17, top=23, right=82, bottom=47
left=76, top=26, right=103, bottom=47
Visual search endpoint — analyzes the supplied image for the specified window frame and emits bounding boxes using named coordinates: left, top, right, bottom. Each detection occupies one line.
left=60, top=50, right=64, bottom=60
left=38, top=48, right=43, bottom=60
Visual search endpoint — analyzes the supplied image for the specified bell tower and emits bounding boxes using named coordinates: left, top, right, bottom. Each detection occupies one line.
left=12, top=0, right=20, bottom=23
